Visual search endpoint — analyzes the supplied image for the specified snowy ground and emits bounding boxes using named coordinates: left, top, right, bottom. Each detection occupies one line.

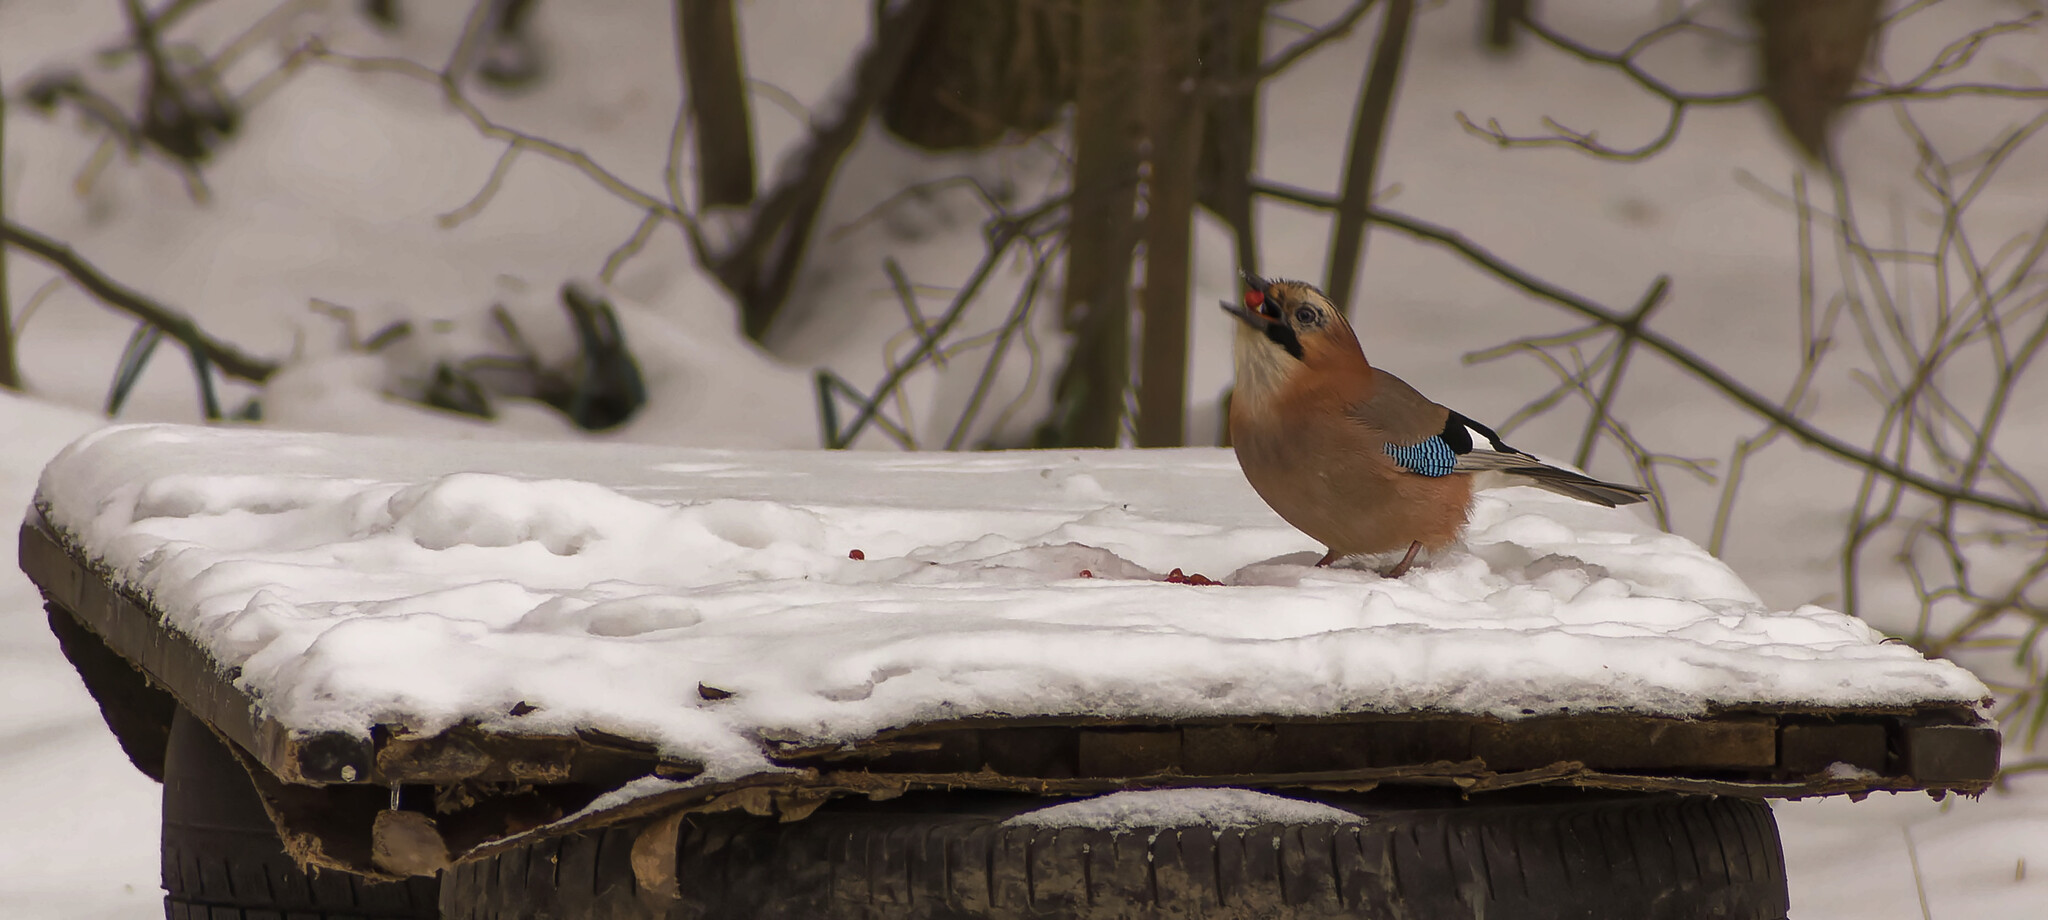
left=4, top=0, right=2048, bottom=917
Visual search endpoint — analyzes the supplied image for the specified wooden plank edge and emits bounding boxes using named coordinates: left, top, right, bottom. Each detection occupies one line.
left=449, top=756, right=1994, bottom=866
left=20, top=510, right=372, bottom=785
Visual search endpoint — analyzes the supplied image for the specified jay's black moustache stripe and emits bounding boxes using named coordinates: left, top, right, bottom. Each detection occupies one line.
left=1263, top=322, right=1304, bottom=360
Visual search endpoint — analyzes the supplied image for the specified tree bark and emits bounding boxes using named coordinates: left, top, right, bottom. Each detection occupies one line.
left=1136, top=0, right=1204, bottom=448
left=1750, top=0, right=1880, bottom=166
left=676, top=0, right=757, bottom=208
left=880, top=0, right=1076, bottom=150
left=0, top=74, right=17, bottom=390
left=1324, top=0, right=1413, bottom=317
left=1042, top=0, right=1144, bottom=448
left=1482, top=0, right=1529, bottom=52
left=1197, top=0, right=1267, bottom=279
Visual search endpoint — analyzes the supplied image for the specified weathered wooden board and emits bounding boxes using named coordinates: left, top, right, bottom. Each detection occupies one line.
left=23, top=509, right=2004, bottom=878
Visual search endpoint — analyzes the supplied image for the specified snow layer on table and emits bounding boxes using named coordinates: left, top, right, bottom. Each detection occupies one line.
left=1003, top=789, right=1363, bottom=830
left=35, top=425, right=1988, bottom=778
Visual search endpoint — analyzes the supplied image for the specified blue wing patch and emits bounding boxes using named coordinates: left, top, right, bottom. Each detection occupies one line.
left=1385, top=437, right=1458, bottom=477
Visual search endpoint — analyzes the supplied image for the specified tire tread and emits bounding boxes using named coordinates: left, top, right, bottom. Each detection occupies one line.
left=160, top=710, right=438, bottom=920
left=446, top=790, right=1791, bottom=919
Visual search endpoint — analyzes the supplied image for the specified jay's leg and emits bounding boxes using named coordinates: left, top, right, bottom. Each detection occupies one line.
left=1384, top=541, right=1423, bottom=578
left=1316, top=549, right=1338, bottom=567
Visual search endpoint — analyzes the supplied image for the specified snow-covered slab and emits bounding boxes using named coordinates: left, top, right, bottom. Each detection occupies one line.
left=31, top=424, right=1989, bottom=782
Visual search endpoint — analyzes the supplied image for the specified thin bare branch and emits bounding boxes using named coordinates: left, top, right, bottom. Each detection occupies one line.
left=1574, top=276, right=1669, bottom=467
left=1522, top=13, right=1756, bottom=105
left=0, top=220, right=275, bottom=381
left=827, top=194, right=1067, bottom=449
left=1254, top=0, right=1379, bottom=83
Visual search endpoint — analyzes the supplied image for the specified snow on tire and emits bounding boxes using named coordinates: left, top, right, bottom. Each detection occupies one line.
left=443, top=788, right=1790, bottom=919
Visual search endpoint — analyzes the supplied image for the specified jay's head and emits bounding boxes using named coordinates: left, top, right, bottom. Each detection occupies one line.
left=1220, top=277, right=1364, bottom=388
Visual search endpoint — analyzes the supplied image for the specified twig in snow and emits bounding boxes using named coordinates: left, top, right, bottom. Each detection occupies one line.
left=944, top=247, right=1056, bottom=450
left=304, top=45, right=689, bottom=229
left=707, top=0, right=939, bottom=342
left=819, top=193, right=1067, bottom=450
left=438, top=146, right=522, bottom=229
left=0, top=220, right=276, bottom=382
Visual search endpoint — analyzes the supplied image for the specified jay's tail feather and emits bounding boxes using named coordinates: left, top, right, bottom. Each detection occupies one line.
left=1457, top=450, right=1651, bottom=507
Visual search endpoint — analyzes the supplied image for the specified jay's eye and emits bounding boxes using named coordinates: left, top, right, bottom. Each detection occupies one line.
left=1294, top=306, right=1317, bottom=325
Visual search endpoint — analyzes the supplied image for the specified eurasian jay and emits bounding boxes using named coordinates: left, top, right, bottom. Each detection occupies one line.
left=1222, top=276, right=1650, bottom=577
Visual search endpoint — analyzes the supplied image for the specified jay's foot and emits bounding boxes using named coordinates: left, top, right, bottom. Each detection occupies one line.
left=1315, top=549, right=1338, bottom=567
left=1383, top=541, right=1424, bottom=578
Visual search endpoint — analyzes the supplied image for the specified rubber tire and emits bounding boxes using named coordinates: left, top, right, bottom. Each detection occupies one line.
left=161, top=707, right=441, bottom=919
left=442, top=788, right=1791, bottom=919
left=48, top=603, right=177, bottom=782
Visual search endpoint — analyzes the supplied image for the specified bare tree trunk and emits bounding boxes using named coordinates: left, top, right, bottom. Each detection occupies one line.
left=1042, top=0, right=1143, bottom=448
left=1136, top=0, right=1203, bottom=448
left=1197, top=0, right=1267, bottom=279
left=880, top=0, right=1076, bottom=151
left=1324, top=0, right=1413, bottom=317
left=1483, top=0, right=1529, bottom=52
left=676, top=0, right=757, bottom=208
left=1749, top=0, right=1880, bottom=166
left=0, top=73, right=16, bottom=391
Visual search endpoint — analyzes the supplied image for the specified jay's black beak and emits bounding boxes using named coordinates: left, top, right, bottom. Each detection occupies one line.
left=1221, top=271, right=1273, bottom=328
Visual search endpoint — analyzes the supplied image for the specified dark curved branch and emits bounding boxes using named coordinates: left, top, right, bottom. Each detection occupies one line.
left=710, top=0, right=938, bottom=342
left=1852, top=83, right=2048, bottom=103
left=1575, top=276, right=1670, bottom=467
left=0, top=220, right=276, bottom=382
left=1457, top=103, right=1690, bottom=162
left=1521, top=14, right=1755, bottom=106
left=1461, top=10, right=1753, bottom=161
left=824, top=194, right=1067, bottom=449
left=1256, top=0, right=1379, bottom=82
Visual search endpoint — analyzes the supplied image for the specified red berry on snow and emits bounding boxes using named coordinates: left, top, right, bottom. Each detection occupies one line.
left=849, top=549, right=865, bottom=560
